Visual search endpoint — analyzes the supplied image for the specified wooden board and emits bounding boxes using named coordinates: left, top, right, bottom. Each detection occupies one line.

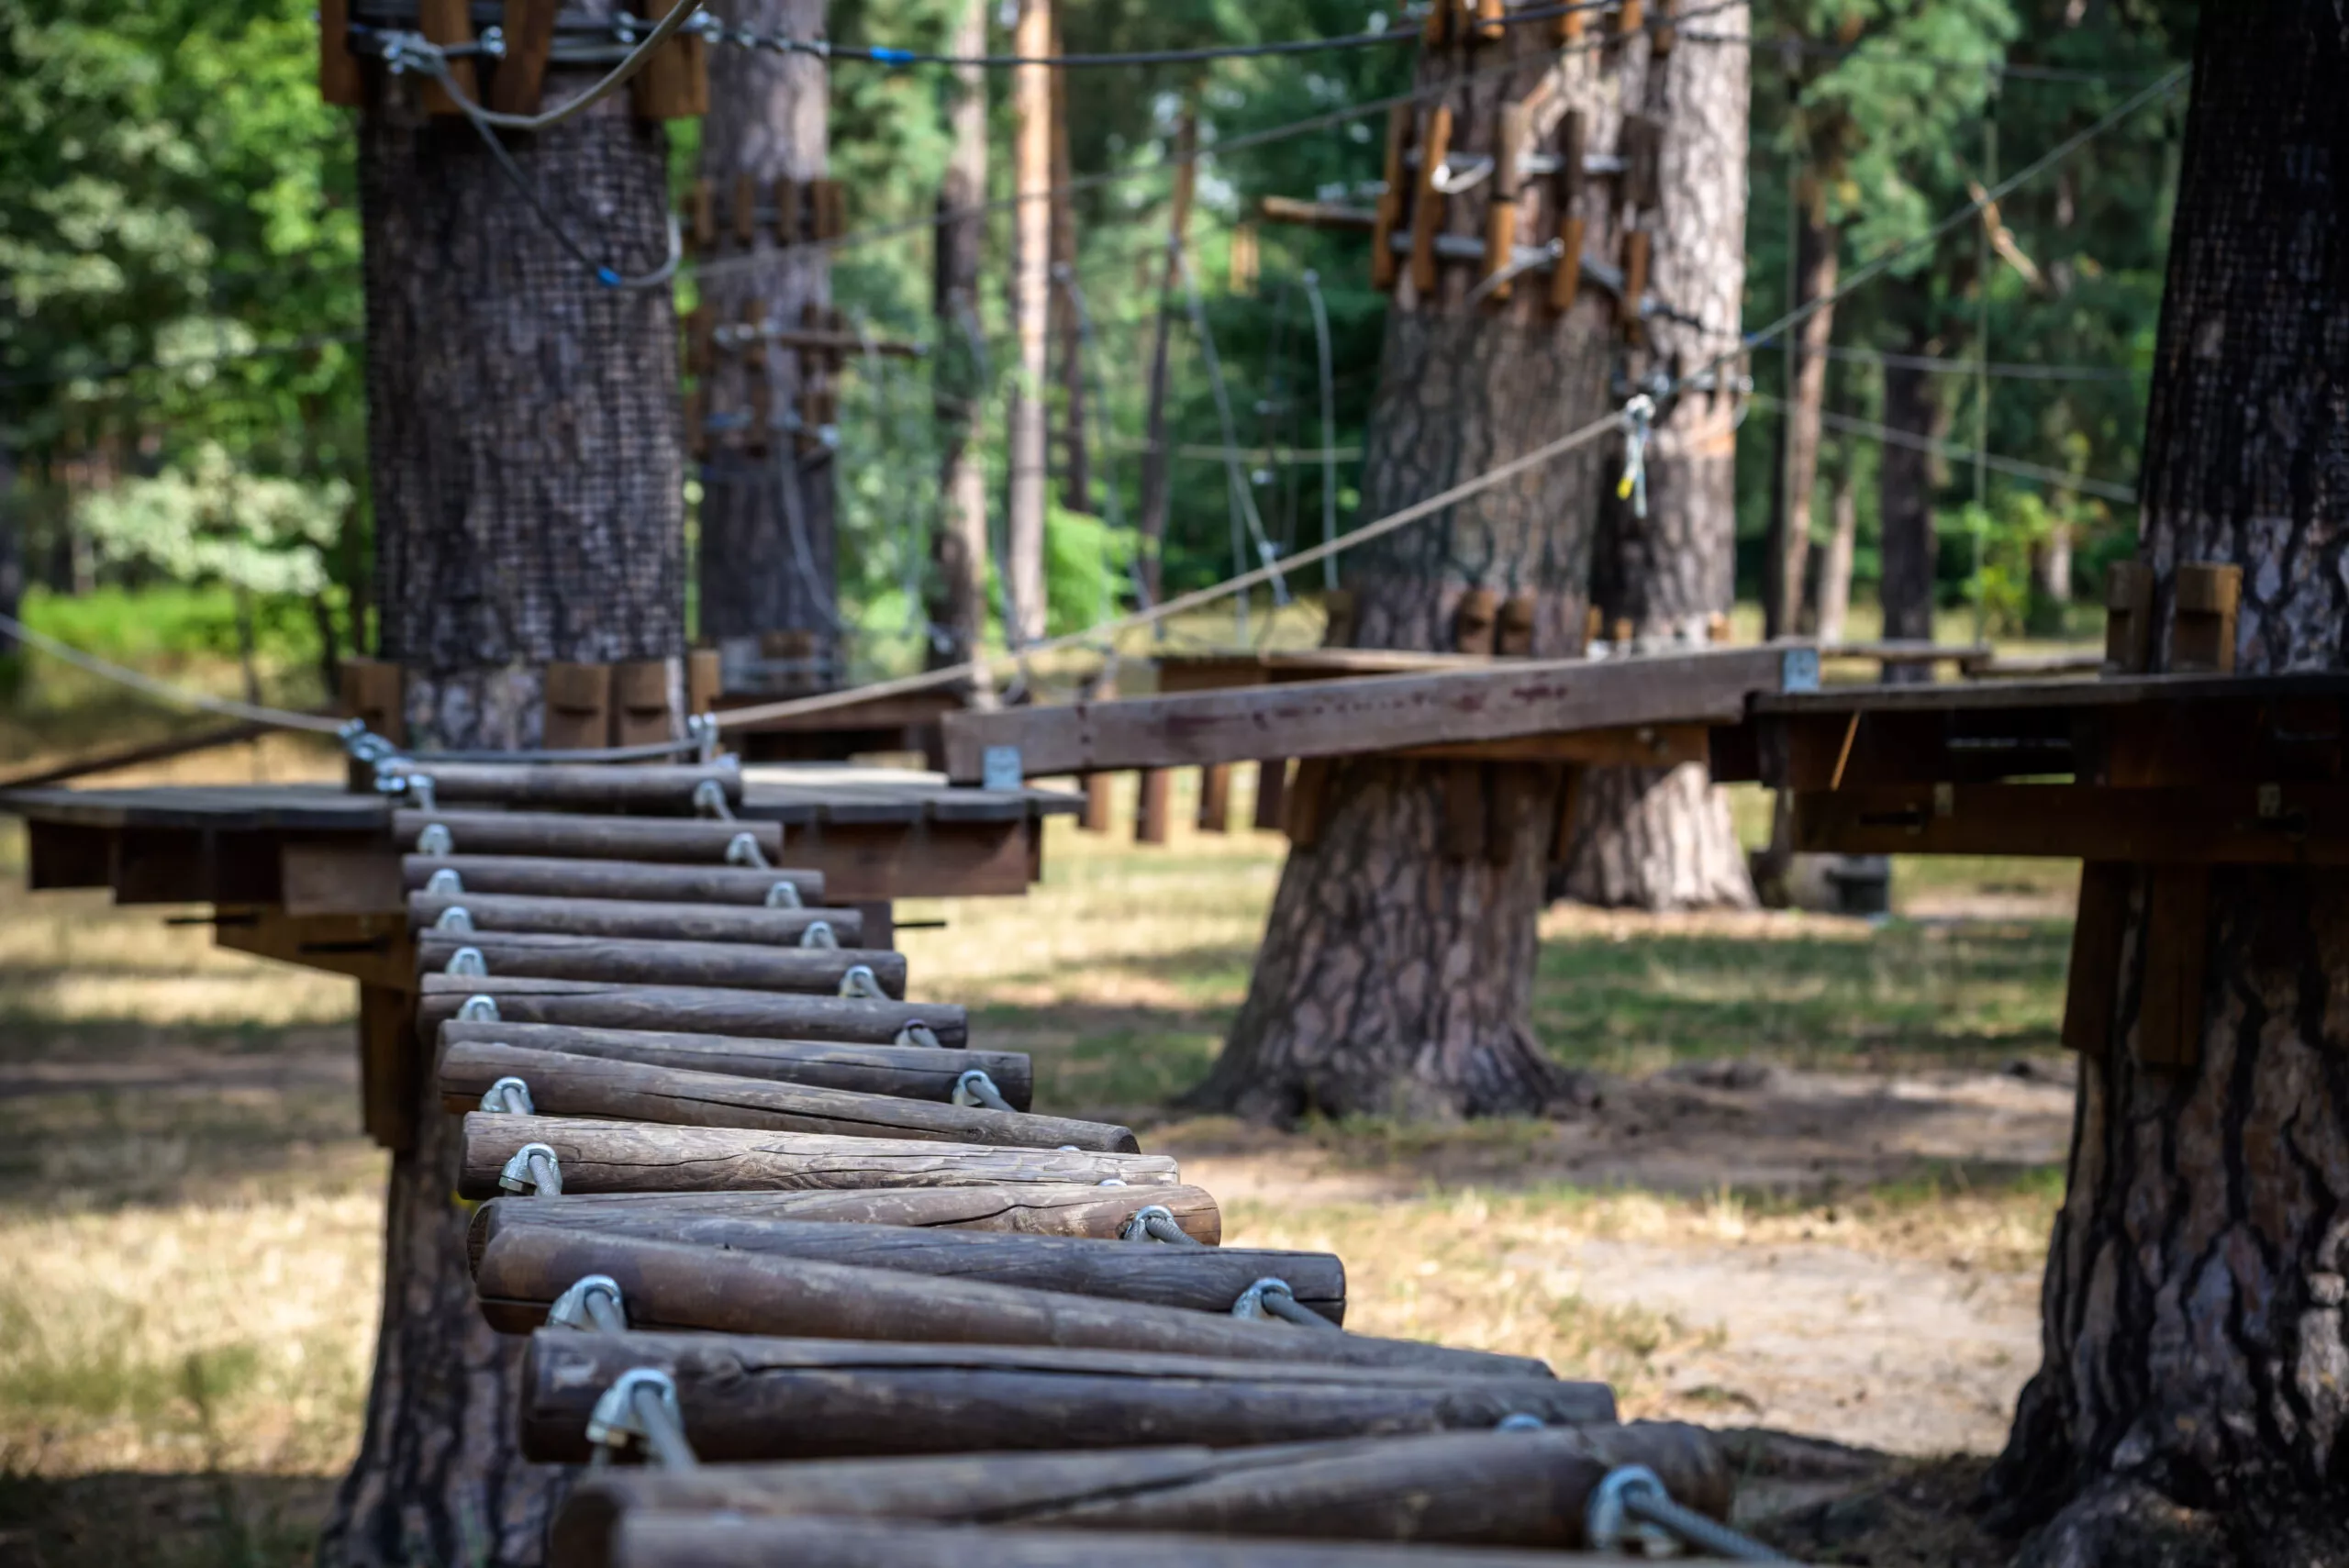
left=1792, top=784, right=2349, bottom=865
left=944, top=649, right=1788, bottom=783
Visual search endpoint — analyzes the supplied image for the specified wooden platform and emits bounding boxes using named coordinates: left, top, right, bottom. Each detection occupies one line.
left=5, top=766, right=1082, bottom=912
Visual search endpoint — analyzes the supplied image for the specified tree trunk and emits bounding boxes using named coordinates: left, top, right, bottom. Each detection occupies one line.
left=1188, top=26, right=1651, bottom=1123
left=1003, top=0, right=1052, bottom=645
left=928, top=0, right=993, bottom=699
left=1133, top=109, right=1197, bottom=606
left=696, top=0, right=835, bottom=688
left=326, top=68, right=685, bottom=1566
left=1876, top=340, right=1943, bottom=664
left=1765, top=183, right=1837, bottom=641
left=1812, top=450, right=1857, bottom=646
left=0, top=436, right=21, bottom=645
left=1984, top=14, right=2349, bottom=1561
left=1048, top=23, right=1090, bottom=517
left=1560, top=12, right=1755, bottom=913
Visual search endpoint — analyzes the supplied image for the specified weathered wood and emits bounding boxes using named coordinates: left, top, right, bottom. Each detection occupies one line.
left=468, top=1185, right=1223, bottom=1273
left=413, top=930, right=907, bottom=996
left=605, top=1518, right=1736, bottom=1568
left=393, top=809, right=783, bottom=862
left=404, top=854, right=823, bottom=906
left=457, top=1115, right=1174, bottom=1198
left=1792, top=783, right=2349, bottom=866
left=409, top=890, right=859, bottom=947
left=437, top=1041, right=1130, bottom=1151
left=942, top=648, right=1785, bottom=782
left=475, top=1229, right=1533, bottom=1378
left=439, top=1020, right=1025, bottom=1106
left=473, top=1207, right=1319, bottom=1314
left=397, top=762, right=739, bottom=810
left=416, top=977, right=964, bottom=1047
left=518, top=1333, right=1616, bottom=1463
left=552, top=1425, right=1729, bottom=1567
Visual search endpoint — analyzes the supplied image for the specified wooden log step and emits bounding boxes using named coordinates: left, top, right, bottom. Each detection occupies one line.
left=398, top=762, right=741, bottom=811
left=404, top=855, right=825, bottom=906
left=553, top=1424, right=1731, bottom=1567
left=438, top=1021, right=1028, bottom=1106
left=473, top=1206, right=1310, bottom=1313
left=410, top=891, right=863, bottom=948
left=602, top=1518, right=1739, bottom=1568
left=475, top=1228, right=1529, bottom=1376
left=438, top=1042, right=1130, bottom=1151
left=457, top=1115, right=1175, bottom=1199
left=413, top=930, right=907, bottom=997
left=467, top=1186, right=1223, bottom=1271
left=518, top=1333, right=1617, bottom=1464
left=414, top=977, right=962, bottom=1047
left=392, top=810, right=782, bottom=864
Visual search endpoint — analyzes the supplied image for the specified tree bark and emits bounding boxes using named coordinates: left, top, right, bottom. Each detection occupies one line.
left=1190, top=29, right=1639, bottom=1122
left=1133, top=108, right=1197, bottom=606
left=1560, top=10, right=1755, bottom=913
left=1985, top=13, right=2349, bottom=1559
left=327, top=63, right=685, bottom=1565
left=1004, top=0, right=1052, bottom=645
left=927, top=0, right=993, bottom=697
left=1876, top=340, right=1944, bottom=663
left=696, top=0, right=836, bottom=686
left=0, top=436, right=20, bottom=647
left=1813, top=450, right=1857, bottom=646
left=1765, top=183, right=1837, bottom=641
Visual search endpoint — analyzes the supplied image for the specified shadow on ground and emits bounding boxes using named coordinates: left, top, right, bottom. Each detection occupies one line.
left=0, top=1469, right=335, bottom=1568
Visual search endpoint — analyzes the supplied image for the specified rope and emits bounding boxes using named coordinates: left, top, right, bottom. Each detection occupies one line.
left=0, top=610, right=349, bottom=735
left=1748, top=391, right=2139, bottom=505
left=373, top=0, right=707, bottom=132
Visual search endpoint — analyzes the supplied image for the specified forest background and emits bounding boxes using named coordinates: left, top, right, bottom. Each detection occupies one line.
left=0, top=0, right=2195, bottom=746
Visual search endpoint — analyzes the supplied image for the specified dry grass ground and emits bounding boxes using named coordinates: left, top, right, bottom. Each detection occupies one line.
left=0, top=751, right=2077, bottom=1566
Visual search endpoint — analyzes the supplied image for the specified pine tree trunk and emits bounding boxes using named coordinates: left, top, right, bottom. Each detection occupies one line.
left=1986, top=14, right=2349, bottom=1558
left=1188, top=28, right=1642, bottom=1123
left=1877, top=342, right=1943, bottom=659
left=928, top=0, right=991, bottom=696
left=1003, top=0, right=1052, bottom=645
left=1765, top=189, right=1837, bottom=640
left=1813, top=451, right=1856, bottom=645
left=696, top=0, right=835, bottom=684
left=1562, top=11, right=1755, bottom=913
left=0, top=437, right=20, bottom=641
left=326, top=72, right=685, bottom=1567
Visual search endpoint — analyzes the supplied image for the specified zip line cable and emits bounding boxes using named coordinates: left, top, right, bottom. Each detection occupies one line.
left=6, top=64, right=2186, bottom=740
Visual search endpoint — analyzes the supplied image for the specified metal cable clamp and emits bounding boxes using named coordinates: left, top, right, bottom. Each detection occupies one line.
left=458, top=995, right=501, bottom=1022
left=1231, top=1276, right=1337, bottom=1328
left=764, top=880, right=803, bottom=909
left=838, top=964, right=884, bottom=1000
left=952, top=1069, right=1014, bottom=1113
left=425, top=868, right=464, bottom=895
left=435, top=906, right=475, bottom=933
left=1587, top=1464, right=1794, bottom=1562
left=725, top=831, right=770, bottom=870
left=692, top=778, right=736, bottom=821
left=800, top=918, right=840, bottom=950
left=1120, top=1204, right=1201, bottom=1246
left=548, top=1273, right=627, bottom=1332
left=498, top=1141, right=562, bottom=1195
left=586, top=1367, right=697, bottom=1471
left=445, top=946, right=488, bottom=977
left=479, top=1075, right=535, bottom=1115
left=416, top=822, right=454, bottom=855
left=895, top=1020, right=941, bottom=1049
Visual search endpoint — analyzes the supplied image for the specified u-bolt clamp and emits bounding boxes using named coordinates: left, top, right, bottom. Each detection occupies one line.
left=498, top=1142, right=562, bottom=1195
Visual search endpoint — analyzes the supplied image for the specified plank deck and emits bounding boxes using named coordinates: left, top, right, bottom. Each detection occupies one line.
left=942, top=648, right=1795, bottom=783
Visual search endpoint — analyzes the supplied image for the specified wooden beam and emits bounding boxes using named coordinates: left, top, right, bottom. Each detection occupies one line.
left=2137, top=865, right=2210, bottom=1070
left=2061, top=862, right=2131, bottom=1059
left=942, top=647, right=1783, bottom=782
left=359, top=982, right=417, bottom=1151
left=1408, top=106, right=1453, bottom=296
left=217, top=906, right=414, bottom=990
left=1386, top=723, right=1709, bottom=768
left=415, top=977, right=966, bottom=1049
left=417, top=0, right=477, bottom=115
left=1793, top=783, right=2349, bottom=865
left=489, top=0, right=560, bottom=114
left=318, top=0, right=364, bottom=106
left=1134, top=769, right=1172, bottom=845
left=1196, top=765, right=1232, bottom=832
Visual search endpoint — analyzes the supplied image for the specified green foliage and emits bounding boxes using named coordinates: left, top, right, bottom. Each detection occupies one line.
left=1044, top=499, right=1134, bottom=635
left=76, top=443, right=348, bottom=596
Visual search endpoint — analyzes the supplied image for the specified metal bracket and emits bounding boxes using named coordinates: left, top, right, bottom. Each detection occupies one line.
left=1780, top=647, right=1821, bottom=695
left=548, top=1273, right=627, bottom=1332
left=498, top=1141, right=562, bottom=1195
left=446, top=946, right=488, bottom=977
left=479, top=1075, right=535, bottom=1115
left=585, top=1366, right=692, bottom=1466
left=981, top=745, right=1024, bottom=792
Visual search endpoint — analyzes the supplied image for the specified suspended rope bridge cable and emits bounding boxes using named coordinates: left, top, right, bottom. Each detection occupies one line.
left=1820, top=345, right=2144, bottom=383
left=1175, top=248, right=1287, bottom=633
left=1747, top=391, right=2139, bottom=505
left=0, top=611, right=349, bottom=736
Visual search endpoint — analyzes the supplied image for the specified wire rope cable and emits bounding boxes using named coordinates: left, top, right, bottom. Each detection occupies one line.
left=1301, top=270, right=1342, bottom=594
left=1175, top=248, right=1286, bottom=637
left=0, top=611, right=349, bottom=735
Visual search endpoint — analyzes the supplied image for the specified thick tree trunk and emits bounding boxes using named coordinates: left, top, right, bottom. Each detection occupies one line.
left=328, top=71, right=685, bottom=1567
left=696, top=0, right=835, bottom=687
left=1765, top=188, right=1837, bottom=641
left=1985, top=13, right=2349, bottom=1560
left=928, top=0, right=992, bottom=697
left=1876, top=341, right=1943, bottom=663
left=1003, top=0, right=1052, bottom=645
left=1562, top=11, right=1754, bottom=913
left=1190, top=28, right=1644, bottom=1122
